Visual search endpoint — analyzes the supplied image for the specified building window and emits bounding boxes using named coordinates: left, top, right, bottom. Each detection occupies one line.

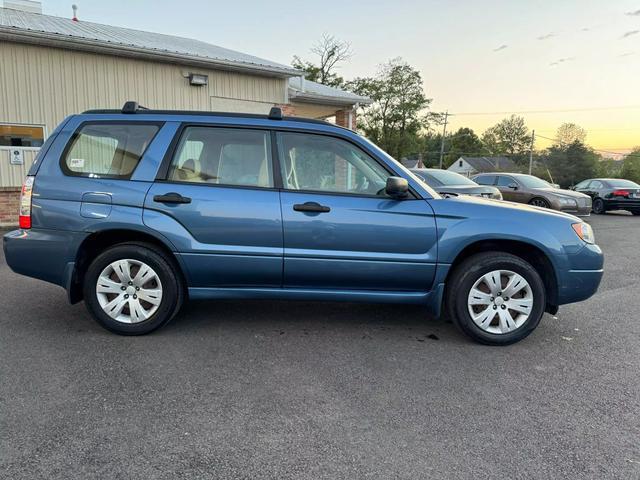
left=0, top=124, right=45, bottom=147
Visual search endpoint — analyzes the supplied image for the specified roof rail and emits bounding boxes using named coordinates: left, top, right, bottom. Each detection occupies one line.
left=121, top=101, right=148, bottom=114
left=81, top=103, right=344, bottom=128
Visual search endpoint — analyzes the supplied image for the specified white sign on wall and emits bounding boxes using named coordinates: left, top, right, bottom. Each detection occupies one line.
left=10, top=149, right=24, bottom=165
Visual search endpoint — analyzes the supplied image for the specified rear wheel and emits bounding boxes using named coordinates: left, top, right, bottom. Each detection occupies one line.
left=592, top=198, right=606, bottom=214
left=83, top=243, right=184, bottom=335
left=446, top=252, right=546, bottom=345
left=529, top=197, right=550, bottom=208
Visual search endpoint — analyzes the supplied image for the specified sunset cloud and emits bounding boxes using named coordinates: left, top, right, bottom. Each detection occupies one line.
left=550, top=57, right=575, bottom=66
left=622, top=30, right=640, bottom=38
left=537, top=33, right=556, bottom=40
left=493, top=44, right=508, bottom=52
left=626, top=9, right=640, bottom=16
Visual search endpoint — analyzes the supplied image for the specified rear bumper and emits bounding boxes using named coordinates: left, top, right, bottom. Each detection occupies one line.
left=603, top=199, right=640, bottom=211
left=3, top=229, right=87, bottom=289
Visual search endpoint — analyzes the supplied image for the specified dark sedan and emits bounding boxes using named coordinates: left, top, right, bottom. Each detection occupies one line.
left=411, top=168, right=502, bottom=199
left=572, top=178, right=640, bottom=215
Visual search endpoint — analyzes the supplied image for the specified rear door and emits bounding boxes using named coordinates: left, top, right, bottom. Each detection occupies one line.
left=276, top=131, right=437, bottom=292
left=144, top=125, right=282, bottom=288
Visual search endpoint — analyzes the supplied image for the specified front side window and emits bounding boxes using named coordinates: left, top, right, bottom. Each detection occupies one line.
left=496, top=176, right=516, bottom=187
left=277, top=132, right=390, bottom=196
left=168, top=127, right=273, bottom=188
left=574, top=180, right=591, bottom=189
left=0, top=124, right=45, bottom=147
left=63, top=123, right=159, bottom=178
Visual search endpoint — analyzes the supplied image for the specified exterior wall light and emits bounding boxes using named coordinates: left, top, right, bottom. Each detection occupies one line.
left=188, top=73, right=208, bottom=86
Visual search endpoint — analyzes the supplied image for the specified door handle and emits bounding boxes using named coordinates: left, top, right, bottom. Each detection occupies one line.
left=293, top=202, right=330, bottom=213
left=153, top=192, right=192, bottom=204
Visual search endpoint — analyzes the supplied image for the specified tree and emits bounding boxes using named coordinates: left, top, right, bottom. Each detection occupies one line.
left=620, top=148, right=640, bottom=183
left=556, top=123, right=587, bottom=145
left=292, top=34, right=352, bottom=88
left=347, top=58, right=432, bottom=159
left=481, top=115, right=531, bottom=162
left=543, top=141, right=599, bottom=187
left=443, top=128, right=488, bottom=167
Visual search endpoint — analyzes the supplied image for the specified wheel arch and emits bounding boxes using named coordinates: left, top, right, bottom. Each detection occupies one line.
left=444, top=239, right=559, bottom=312
left=68, top=228, right=188, bottom=304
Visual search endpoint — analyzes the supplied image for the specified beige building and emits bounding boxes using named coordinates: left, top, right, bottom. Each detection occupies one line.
left=0, top=2, right=369, bottom=225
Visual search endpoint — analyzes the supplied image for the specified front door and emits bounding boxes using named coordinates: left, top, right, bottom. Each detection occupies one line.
left=276, top=131, right=437, bottom=292
left=496, top=175, right=525, bottom=202
left=144, top=126, right=282, bottom=288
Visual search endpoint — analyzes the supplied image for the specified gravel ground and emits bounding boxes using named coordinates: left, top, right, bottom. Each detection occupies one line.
left=0, top=213, right=638, bottom=479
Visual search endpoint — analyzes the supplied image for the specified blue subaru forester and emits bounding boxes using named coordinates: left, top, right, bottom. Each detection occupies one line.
left=3, top=103, right=604, bottom=344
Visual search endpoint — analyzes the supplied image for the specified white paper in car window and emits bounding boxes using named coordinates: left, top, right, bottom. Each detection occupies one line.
left=69, top=158, right=85, bottom=168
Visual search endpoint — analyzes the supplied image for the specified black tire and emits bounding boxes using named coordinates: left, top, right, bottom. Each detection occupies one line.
left=631, top=211, right=640, bottom=216
left=83, top=242, right=184, bottom=335
left=592, top=198, right=605, bottom=214
left=445, top=252, right=546, bottom=346
left=528, top=197, right=550, bottom=209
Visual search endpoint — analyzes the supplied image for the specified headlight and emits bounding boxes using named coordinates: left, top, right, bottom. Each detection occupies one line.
left=572, top=222, right=595, bottom=244
left=558, top=197, right=577, bottom=207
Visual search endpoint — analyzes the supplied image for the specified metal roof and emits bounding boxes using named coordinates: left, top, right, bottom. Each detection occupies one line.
left=288, top=77, right=371, bottom=106
left=459, top=156, right=517, bottom=172
left=0, top=7, right=299, bottom=76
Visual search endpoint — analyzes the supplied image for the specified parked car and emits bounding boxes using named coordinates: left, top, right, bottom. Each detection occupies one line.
left=571, top=178, right=640, bottom=215
left=2, top=103, right=603, bottom=345
left=473, top=173, right=592, bottom=216
left=411, top=168, right=502, bottom=200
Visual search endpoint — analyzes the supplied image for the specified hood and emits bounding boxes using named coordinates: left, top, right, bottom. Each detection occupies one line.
left=533, top=187, right=590, bottom=199
left=440, top=194, right=582, bottom=222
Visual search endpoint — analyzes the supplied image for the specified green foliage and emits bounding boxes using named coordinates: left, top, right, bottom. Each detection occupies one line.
left=542, top=141, right=599, bottom=188
left=481, top=115, right=531, bottom=163
left=620, top=148, right=640, bottom=183
left=443, top=128, right=488, bottom=167
left=596, top=159, right=623, bottom=178
left=348, top=58, right=432, bottom=159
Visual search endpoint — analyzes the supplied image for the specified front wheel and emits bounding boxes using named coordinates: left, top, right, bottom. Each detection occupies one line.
left=529, top=197, right=550, bottom=209
left=631, top=211, right=640, bottom=216
left=83, top=242, right=184, bottom=335
left=445, top=252, right=546, bottom=345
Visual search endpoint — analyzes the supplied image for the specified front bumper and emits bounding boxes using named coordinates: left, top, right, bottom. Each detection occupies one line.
left=559, top=204, right=592, bottom=217
left=556, top=242, right=604, bottom=305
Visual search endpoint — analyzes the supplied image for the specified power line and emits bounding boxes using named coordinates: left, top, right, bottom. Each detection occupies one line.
left=447, top=105, right=640, bottom=116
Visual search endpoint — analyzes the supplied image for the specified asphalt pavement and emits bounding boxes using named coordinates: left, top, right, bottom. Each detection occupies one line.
left=1, top=213, right=638, bottom=479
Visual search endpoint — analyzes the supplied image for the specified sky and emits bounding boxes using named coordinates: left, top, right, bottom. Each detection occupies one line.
left=41, top=0, right=640, bottom=155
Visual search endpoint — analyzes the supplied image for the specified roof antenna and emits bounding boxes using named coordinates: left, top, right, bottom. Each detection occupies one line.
left=72, top=4, right=78, bottom=22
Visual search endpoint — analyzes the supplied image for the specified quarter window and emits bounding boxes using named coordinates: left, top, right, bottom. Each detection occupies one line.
left=168, top=127, right=273, bottom=188
left=277, top=132, right=390, bottom=196
left=63, top=123, right=159, bottom=178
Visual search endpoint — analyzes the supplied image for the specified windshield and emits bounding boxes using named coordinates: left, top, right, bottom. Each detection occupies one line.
left=607, top=179, right=640, bottom=188
left=517, top=175, right=553, bottom=189
left=424, top=170, right=477, bottom=186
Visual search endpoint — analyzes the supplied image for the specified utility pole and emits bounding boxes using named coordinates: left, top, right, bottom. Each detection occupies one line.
left=528, top=129, right=535, bottom=175
left=438, top=111, right=449, bottom=169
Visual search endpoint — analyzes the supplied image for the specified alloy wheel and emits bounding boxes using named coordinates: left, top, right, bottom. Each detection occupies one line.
left=95, top=259, right=163, bottom=324
left=467, top=269, right=533, bottom=334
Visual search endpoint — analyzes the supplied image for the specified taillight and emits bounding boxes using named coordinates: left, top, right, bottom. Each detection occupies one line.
left=612, top=189, right=629, bottom=197
left=19, top=176, right=35, bottom=229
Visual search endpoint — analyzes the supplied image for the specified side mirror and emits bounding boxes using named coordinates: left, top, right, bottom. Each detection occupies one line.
left=385, top=176, right=409, bottom=198
left=508, top=183, right=518, bottom=190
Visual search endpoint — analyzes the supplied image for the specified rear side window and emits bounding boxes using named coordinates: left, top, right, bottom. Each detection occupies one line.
left=63, top=123, right=160, bottom=178
left=475, top=175, right=496, bottom=185
left=167, top=127, right=273, bottom=188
